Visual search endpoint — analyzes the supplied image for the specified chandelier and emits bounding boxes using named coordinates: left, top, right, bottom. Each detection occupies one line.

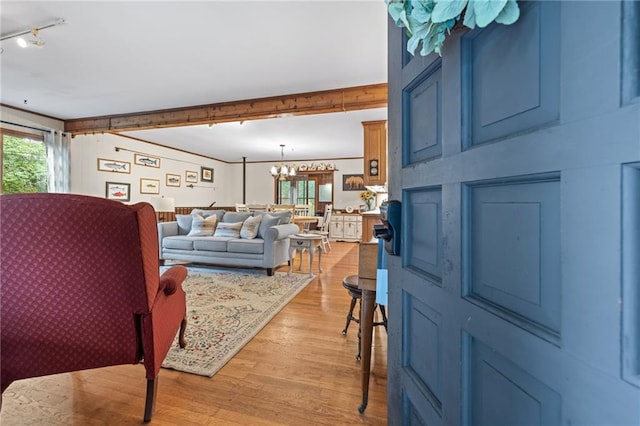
left=270, top=144, right=296, bottom=181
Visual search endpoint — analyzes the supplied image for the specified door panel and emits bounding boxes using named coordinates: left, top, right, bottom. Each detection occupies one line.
left=465, top=174, right=561, bottom=340
left=387, top=1, right=640, bottom=424
left=462, top=1, right=560, bottom=147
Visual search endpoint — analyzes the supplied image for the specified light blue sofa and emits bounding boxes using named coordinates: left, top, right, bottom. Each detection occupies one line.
left=157, top=209, right=298, bottom=275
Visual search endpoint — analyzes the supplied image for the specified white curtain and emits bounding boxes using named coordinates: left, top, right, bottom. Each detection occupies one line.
left=44, top=130, right=71, bottom=193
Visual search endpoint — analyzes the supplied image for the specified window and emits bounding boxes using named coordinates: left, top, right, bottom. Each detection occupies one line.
left=275, top=171, right=335, bottom=215
left=276, top=176, right=315, bottom=212
left=1, top=130, right=48, bottom=194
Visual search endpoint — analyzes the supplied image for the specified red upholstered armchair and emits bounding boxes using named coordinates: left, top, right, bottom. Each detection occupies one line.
left=0, top=193, right=188, bottom=422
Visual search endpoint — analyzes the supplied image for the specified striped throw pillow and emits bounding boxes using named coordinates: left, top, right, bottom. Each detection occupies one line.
left=213, top=221, right=243, bottom=238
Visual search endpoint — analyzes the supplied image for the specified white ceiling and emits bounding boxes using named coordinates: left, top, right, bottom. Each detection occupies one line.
left=0, top=1, right=389, bottom=162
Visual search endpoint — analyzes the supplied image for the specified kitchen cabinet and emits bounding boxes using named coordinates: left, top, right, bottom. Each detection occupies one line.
left=329, top=214, right=362, bottom=242
left=361, top=213, right=382, bottom=243
left=362, top=120, right=387, bottom=187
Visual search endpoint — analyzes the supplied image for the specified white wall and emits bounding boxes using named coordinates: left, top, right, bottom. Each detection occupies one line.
left=69, top=133, right=366, bottom=209
left=70, top=133, right=230, bottom=206
left=242, top=159, right=365, bottom=210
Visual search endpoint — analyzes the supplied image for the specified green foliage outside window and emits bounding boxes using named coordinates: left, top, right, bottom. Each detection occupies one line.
left=2, top=135, right=48, bottom=194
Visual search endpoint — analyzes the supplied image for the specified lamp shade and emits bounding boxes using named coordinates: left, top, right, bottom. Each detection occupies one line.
left=150, top=196, right=175, bottom=213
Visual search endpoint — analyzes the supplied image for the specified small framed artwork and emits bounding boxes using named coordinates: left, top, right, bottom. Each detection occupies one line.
left=140, top=178, right=160, bottom=194
left=342, top=174, right=365, bottom=191
left=166, top=173, right=181, bottom=187
left=134, top=153, right=161, bottom=168
left=105, top=182, right=131, bottom=201
left=98, top=158, right=131, bottom=173
left=201, top=166, right=214, bottom=183
left=185, top=170, right=198, bottom=183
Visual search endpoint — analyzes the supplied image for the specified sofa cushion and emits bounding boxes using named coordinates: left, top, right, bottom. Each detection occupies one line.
left=240, top=215, right=262, bottom=239
left=163, top=236, right=195, bottom=250
left=213, top=221, right=243, bottom=238
left=191, top=209, right=226, bottom=222
left=193, top=238, right=231, bottom=252
left=227, top=238, right=264, bottom=254
left=176, top=214, right=194, bottom=235
left=187, top=214, right=218, bottom=236
left=222, top=211, right=252, bottom=223
left=257, top=214, right=280, bottom=239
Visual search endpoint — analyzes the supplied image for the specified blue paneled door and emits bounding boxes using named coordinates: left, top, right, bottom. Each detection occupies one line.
left=386, top=1, right=640, bottom=425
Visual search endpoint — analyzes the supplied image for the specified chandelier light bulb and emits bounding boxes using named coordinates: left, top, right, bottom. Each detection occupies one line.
left=270, top=144, right=296, bottom=180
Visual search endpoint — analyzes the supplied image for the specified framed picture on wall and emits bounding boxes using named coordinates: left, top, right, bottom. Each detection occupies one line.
left=134, top=153, right=161, bottom=168
left=342, top=174, right=365, bottom=191
left=140, top=178, right=160, bottom=194
left=105, top=182, right=131, bottom=201
left=166, top=173, right=181, bottom=187
left=185, top=170, right=198, bottom=183
left=98, top=158, right=131, bottom=173
left=201, top=166, right=214, bottom=183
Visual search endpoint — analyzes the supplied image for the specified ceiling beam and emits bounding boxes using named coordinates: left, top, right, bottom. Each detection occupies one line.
left=64, top=83, right=387, bottom=135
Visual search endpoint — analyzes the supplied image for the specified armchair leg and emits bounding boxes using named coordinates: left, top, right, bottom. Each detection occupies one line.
left=144, top=377, right=158, bottom=423
left=178, top=317, right=187, bottom=348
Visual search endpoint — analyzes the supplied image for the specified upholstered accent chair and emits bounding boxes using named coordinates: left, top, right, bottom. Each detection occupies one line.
left=0, top=193, right=188, bottom=422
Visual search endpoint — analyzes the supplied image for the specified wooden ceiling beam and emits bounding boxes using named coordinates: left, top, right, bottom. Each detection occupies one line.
left=64, top=83, right=387, bottom=135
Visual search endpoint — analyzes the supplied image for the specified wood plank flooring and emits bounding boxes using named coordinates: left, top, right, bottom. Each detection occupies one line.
left=0, top=242, right=388, bottom=425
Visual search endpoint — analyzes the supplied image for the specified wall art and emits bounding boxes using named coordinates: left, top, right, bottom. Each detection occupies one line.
left=98, top=158, right=131, bottom=173
left=134, top=153, right=161, bottom=168
left=140, top=178, right=160, bottom=194
left=201, top=167, right=214, bottom=183
left=342, top=174, right=365, bottom=191
left=105, top=182, right=131, bottom=201
left=185, top=170, right=198, bottom=183
left=166, top=173, right=181, bottom=187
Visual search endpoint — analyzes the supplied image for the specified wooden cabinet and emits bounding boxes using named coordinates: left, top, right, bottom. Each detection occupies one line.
left=361, top=213, right=382, bottom=243
left=329, top=214, right=362, bottom=242
left=362, top=120, right=387, bottom=187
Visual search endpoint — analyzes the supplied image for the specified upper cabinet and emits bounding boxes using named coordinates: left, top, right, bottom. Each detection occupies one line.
left=362, top=120, right=387, bottom=187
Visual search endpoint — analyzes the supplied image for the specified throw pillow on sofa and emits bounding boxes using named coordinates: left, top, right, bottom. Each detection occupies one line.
left=176, top=214, right=194, bottom=235
left=190, top=209, right=226, bottom=222
left=253, top=210, right=291, bottom=224
left=222, top=211, right=252, bottom=223
left=240, top=215, right=262, bottom=239
left=187, top=214, right=218, bottom=236
left=257, top=214, right=280, bottom=239
left=213, top=221, right=243, bottom=238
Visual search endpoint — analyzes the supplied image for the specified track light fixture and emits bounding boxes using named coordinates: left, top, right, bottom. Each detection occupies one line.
left=0, top=18, right=66, bottom=50
left=17, top=28, right=45, bottom=48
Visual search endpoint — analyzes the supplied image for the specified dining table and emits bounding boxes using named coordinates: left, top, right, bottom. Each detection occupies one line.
left=292, top=215, right=320, bottom=232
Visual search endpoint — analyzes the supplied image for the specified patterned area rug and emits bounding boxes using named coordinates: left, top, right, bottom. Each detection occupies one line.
left=161, top=267, right=313, bottom=377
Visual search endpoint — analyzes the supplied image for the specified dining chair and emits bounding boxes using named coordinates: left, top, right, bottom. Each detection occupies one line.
left=314, top=204, right=332, bottom=252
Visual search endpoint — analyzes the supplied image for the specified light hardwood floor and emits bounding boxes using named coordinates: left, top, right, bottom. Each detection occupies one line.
left=0, top=242, right=388, bottom=425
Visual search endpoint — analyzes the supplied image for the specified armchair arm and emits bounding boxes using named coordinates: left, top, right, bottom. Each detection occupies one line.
left=142, top=265, right=188, bottom=380
left=159, top=265, right=188, bottom=295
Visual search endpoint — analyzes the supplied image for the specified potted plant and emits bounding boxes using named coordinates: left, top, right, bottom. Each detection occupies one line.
left=386, top=0, right=521, bottom=56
